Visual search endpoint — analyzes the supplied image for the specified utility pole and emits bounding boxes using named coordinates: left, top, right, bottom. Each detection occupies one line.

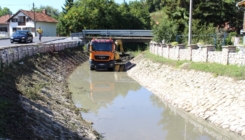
left=33, top=3, right=36, bottom=37
left=188, top=0, right=193, bottom=45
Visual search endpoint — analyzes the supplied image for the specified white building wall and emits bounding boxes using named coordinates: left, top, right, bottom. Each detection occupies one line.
left=36, top=22, right=57, bottom=36
left=8, top=12, right=35, bottom=36
left=15, top=12, right=26, bottom=17
left=26, top=21, right=34, bottom=28
left=9, top=22, right=18, bottom=36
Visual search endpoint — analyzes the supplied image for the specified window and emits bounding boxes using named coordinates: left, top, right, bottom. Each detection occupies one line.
left=13, top=27, right=17, bottom=32
left=23, top=27, right=32, bottom=31
left=12, top=18, right=18, bottom=22
left=14, top=31, right=28, bottom=35
left=18, top=16, right=24, bottom=22
left=26, top=18, right=32, bottom=22
left=31, top=28, right=35, bottom=32
left=0, top=27, right=7, bottom=32
left=28, top=31, right=33, bottom=36
left=12, top=27, right=21, bottom=32
left=92, top=42, right=113, bottom=51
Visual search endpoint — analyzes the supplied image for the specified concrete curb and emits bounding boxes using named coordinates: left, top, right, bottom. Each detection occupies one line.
left=0, top=37, right=9, bottom=40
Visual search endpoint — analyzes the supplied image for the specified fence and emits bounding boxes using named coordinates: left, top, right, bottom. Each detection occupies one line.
left=0, top=32, right=9, bottom=37
left=0, top=40, right=82, bottom=70
left=176, top=34, right=216, bottom=45
left=150, top=41, right=245, bottom=66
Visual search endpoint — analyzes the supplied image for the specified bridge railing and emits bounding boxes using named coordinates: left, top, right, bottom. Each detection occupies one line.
left=71, top=30, right=153, bottom=37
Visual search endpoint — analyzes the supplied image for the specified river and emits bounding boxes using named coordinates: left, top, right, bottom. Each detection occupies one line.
left=68, top=62, right=243, bottom=140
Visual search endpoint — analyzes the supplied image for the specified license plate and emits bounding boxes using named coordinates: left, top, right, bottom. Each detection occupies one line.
left=99, top=64, right=105, bottom=66
left=14, top=39, right=19, bottom=41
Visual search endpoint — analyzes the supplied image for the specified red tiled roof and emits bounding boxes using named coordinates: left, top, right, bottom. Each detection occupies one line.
left=7, top=10, right=58, bottom=23
left=0, top=14, right=11, bottom=24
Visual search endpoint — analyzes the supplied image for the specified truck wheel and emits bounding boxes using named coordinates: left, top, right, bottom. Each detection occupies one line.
left=90, top=67, right=94, bottom=70
left=109, top=67, right=114, bottom=71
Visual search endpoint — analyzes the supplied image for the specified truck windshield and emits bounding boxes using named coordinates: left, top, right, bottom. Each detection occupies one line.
left=92, top=42, right=112, bottom=51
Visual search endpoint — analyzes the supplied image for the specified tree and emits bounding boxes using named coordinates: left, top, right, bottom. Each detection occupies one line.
left=152, top=0, right=243, bottom=44
left=0, top=7, right=12, bottom=16
left=57, top=0, right=151, bottom=36
left=62, top=0, right=74, bottom=14
left=36, top=6, right=60, bottom=20
left=128, top=1, right=151, bottom=29
left=152, top=16, right=178, bottom=42
left=145, top=0, right=163, bottom=13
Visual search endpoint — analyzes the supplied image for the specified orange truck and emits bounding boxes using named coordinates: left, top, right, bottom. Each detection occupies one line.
left=88, top=38, right=131, bottom=71
left=88, top=38, right=116, bottom=70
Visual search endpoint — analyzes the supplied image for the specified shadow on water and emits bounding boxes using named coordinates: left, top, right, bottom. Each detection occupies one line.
left=68, top=62, right=245, bottom=140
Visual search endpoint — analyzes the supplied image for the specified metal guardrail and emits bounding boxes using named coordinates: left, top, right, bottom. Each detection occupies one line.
left=71, top=30, right=153, bottom=37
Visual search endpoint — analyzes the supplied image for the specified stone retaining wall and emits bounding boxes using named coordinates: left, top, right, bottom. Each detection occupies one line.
left=0, top=40, right=100, bottom=139
left=127, top=55, right=245, bottom=138
left=150, top=41, right=245, bottom=66
left=0, top=41, right=82, bottom=69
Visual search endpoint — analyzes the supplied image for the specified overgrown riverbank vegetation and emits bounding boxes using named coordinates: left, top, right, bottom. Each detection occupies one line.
left=143, top=50, right=245, bottom=80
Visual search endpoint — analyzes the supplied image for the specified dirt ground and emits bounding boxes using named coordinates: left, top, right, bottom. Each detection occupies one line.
left=0, top=47, right=99, bottom=140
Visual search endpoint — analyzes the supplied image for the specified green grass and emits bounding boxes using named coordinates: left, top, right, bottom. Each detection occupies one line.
left=130, top=49, right=145, bottom=57
left=144, top=50, right=188, bottom=67
left=142, top=50, right=245, bottom=80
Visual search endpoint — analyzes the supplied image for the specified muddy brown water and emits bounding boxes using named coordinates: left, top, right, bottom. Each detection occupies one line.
left=68, top=62, right=244, bottom=140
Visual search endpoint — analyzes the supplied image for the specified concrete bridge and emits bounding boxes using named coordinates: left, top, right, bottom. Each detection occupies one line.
left=71, top=30, right=153, bottom=43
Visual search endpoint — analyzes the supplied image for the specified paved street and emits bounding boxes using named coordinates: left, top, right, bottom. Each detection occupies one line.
left=0, top=37, right=66, bottom=47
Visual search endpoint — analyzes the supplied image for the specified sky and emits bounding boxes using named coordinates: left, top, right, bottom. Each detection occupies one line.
left=0, top=0, right=133, bottom=14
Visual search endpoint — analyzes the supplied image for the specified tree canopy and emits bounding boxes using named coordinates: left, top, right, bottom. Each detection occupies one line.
left=0, top=6, right=12, bottom=16
left=35, top=6, right=60, bottom=20
left=62, top=0, right=74, bottom=14
left=57, top=0, right=151, bottom=36
left=152, top=0, right=243, bottom=45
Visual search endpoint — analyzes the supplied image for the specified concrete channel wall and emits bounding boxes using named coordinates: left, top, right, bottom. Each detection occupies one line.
left=127, top=56, right=245, bottom=138
left=150, top=41, right=245, bottom=66
left=0, top=41, right=82, bottom=69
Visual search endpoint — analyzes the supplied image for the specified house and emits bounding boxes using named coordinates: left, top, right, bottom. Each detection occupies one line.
left=7, top=9, right=58, bottom=37
left=0, top=14, right=11, bottom=36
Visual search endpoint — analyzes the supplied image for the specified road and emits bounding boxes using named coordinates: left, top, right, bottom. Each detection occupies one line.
left=0, top=37, right=66, bottom=47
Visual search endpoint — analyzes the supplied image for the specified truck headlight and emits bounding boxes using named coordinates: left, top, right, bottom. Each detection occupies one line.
left=10, top=37, right=13, bottom=39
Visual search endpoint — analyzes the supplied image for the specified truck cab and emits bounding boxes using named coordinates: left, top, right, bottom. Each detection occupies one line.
left=88, top=38, right=116, bottom=70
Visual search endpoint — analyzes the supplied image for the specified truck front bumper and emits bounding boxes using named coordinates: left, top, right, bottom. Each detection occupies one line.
left=89, top=60, right=115, bottom=70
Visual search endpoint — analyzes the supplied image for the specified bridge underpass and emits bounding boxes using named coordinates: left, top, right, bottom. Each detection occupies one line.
left=84, top=36, right=152, bottom=43
left=71, top=29, right=153, bottom=43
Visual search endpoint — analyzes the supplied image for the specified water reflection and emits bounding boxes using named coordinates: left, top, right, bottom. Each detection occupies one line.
left=150, top=95, right=244, bottom=140
left=68, top=62, right=244, bottom=140
left=68, top=62, right=140, bottom=114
